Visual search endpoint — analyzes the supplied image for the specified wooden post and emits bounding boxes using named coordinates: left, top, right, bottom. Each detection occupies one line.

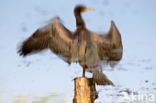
left=73, top=77, right=98, bottom=103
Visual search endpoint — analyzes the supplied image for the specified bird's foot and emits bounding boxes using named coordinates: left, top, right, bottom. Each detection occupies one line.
left=82, top=68, right=86, bottom=77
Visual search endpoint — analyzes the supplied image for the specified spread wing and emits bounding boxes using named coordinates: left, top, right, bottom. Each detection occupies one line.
left=91, top=21, right=123, bottom=63
left=18, top=17, right=73, bottom=63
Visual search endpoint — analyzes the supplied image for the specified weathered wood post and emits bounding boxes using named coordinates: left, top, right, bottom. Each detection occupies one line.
left=73, top=77, right=98, bottom=103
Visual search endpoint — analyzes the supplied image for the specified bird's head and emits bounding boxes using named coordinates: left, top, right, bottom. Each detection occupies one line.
left=74, top=5, right=95, bottom=14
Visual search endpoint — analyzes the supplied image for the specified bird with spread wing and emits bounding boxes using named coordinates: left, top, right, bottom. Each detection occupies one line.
left=18, top=5, right=123, bottom=86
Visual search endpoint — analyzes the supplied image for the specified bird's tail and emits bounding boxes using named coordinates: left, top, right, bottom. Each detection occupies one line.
left=91, top=68, right=114, bottom=86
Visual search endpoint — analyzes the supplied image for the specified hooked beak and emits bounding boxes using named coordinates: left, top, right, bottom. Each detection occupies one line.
left=84, top=8, right=95, bottom=12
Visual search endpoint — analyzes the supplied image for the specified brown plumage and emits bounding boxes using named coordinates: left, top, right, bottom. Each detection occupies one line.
left=18, top=5, right=123, bottom=86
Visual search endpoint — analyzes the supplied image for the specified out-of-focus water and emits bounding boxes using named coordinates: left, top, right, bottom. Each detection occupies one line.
left=0, top=0, right=156, bottom=103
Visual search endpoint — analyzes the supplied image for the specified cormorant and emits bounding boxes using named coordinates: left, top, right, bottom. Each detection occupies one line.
left=18, top=5, right=123, bottom=85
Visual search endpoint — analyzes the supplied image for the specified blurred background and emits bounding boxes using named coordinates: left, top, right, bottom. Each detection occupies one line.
left=0, top=0, right=156, bottom=103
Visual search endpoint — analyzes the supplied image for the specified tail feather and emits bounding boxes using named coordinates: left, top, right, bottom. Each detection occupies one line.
left=92, top=69, right=114, bottom=86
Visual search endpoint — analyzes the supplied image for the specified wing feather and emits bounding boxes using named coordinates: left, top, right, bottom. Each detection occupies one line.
left=18, top=17, right=74, bottom=62
left=91, top=21, right=123, bottom=62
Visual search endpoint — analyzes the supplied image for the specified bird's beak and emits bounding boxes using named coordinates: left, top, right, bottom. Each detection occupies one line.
left=84, top=8, right=95, bottom=12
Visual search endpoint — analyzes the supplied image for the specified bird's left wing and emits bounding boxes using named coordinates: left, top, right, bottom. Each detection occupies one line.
left=91, top=21, right=123, bottom=62
left=18, top=17, right=74, bottom=63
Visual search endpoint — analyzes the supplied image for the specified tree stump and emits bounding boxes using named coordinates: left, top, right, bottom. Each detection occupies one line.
left=73, top=77, right=98, bottom=103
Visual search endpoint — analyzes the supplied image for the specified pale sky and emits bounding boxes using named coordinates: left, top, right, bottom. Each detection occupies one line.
left=0, top=0, right=156, bottom=102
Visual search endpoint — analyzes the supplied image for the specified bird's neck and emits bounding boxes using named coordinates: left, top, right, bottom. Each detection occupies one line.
left=74, top=12, right=85, bottom=29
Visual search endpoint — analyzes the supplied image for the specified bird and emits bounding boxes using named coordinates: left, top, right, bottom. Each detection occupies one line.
left=18, top=5, right=123, bottom=86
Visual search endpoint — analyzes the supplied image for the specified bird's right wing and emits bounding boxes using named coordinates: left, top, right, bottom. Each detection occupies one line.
left=18, top=17, right=74, bottom=62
